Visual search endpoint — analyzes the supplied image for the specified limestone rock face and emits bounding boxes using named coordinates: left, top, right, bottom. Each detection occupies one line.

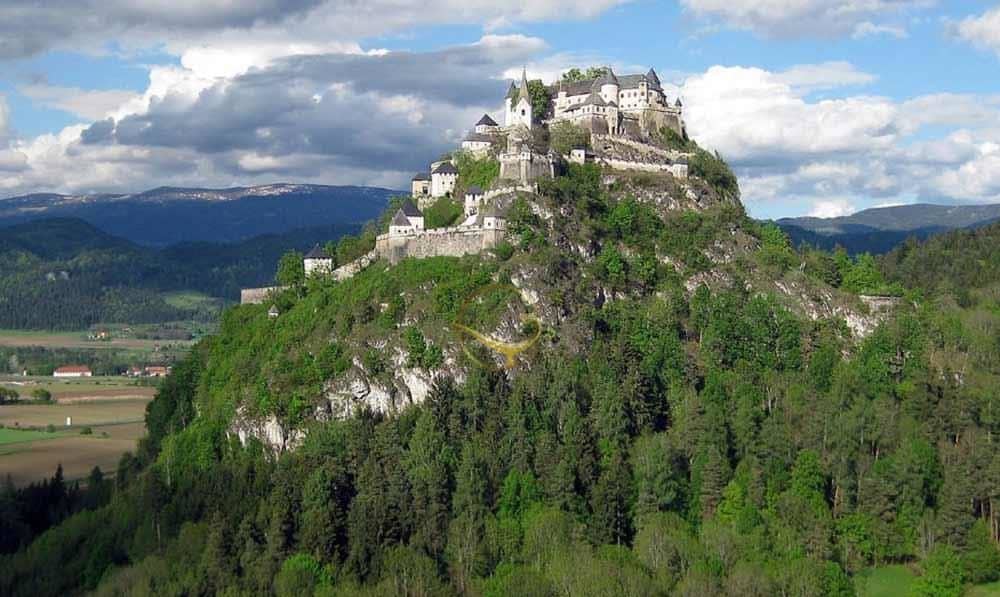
left=229, top=406, right=305, bottom=453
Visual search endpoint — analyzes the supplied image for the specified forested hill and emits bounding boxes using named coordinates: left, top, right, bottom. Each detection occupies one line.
left=0, top=183, right=395, bottom=246
left=0, top=217, right=361, bottom=329
left=880, top=220, right=1000, bottom=299
left=777, top=202, right=1000, bottom=254
left=3, top=154, right=1000, bottom=596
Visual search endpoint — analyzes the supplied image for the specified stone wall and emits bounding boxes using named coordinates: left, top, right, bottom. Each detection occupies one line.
left=376, top=227, right=505, bottom=264
left=241, top=286, right=288, bottom=305
left=499, top=151, right=554, bottom=185
left=598, top=157, right=688, bottom=178
left=332, top=250, right=379, bottom=281
left=590, top=134, right=689, bottom=161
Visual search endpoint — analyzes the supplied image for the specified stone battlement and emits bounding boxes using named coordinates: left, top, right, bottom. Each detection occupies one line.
left=376, top=226, right=506, bottom=264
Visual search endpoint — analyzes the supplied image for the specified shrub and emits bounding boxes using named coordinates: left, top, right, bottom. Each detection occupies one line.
left=31, top=388, right=53, bottom=403
left=549, top=121, right=590, bottom=155
left=689, top=150, right=739, bottom=200
left=423, top=197, right=463, bottom=229
left=80, top=427, right=93, bottom=435
left=46, top=424, right=56, bottom=433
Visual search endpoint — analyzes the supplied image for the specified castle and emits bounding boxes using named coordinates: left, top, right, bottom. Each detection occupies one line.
left=242, top=66, right=692, bottom=304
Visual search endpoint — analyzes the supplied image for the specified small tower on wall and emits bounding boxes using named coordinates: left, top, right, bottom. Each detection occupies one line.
left=505, top=67, right=533, bottom=129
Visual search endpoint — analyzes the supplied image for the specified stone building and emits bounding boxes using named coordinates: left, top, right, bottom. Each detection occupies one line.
left=389, top=198, right=425, bottom=236
left=430, top=162, right=458, bottom=197
left=304, top=244, right=334, bottom=277
left=464, top=185, right=484, bottom=217
left=499, top=128, right=555, bottom=185
left=411, top=172, right=430, bottom=197
left=549, top=68, right=684, bottom=137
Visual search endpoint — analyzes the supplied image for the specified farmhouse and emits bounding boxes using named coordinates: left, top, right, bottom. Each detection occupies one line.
left=54, top=365, right=92, bottom=378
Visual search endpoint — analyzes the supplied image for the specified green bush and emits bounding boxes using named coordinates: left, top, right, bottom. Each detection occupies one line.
left=549, top=121, right=590, bottom=155
left=423, top=197, right=463, bottom=229
left=689, top=150, right=739, bottom=200
left=80, top=427, right=93, bottom=435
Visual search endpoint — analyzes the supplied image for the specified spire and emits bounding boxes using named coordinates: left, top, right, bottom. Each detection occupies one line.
left=518, top=66, right=531, bottom=103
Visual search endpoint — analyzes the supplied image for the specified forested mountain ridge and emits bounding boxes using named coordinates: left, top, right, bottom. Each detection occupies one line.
left=0, top=218, right=363, bottom=329
left=0, top=183, right=395, bottom=246
left=777, top=202, right=1000, bottom=255
left=3, top=152, right=999, bottom=597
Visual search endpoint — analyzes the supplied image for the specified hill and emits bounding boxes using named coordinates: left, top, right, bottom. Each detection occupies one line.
left=0, top=184, right=396, bottom=247
left=0, top=218, right=365, bottom=329
left=3, top=144, right=999, bottom=596
left=777, top=202, right=1000, bottom=254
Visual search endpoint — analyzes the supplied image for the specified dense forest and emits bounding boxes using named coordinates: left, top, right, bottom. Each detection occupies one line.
left=0, top=218, right=364, bottom=330
left=2, top=159, right=999, bottom=597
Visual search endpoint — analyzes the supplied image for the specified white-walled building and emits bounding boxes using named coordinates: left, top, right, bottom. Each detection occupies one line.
left=464, top=185, right=484, bottom=217
left=54, top=365, right=92, bottom=378
left=430, top=162, right=458, bottom=197
left=411, top=172, right=430, bottom=197
left=304, top=244, right=334, bottom=277
left=504, top=68, right=533, bottom=130
left=550, top=68, right=684, bottom=137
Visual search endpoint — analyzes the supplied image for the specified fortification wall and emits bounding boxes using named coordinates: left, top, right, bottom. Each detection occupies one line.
left=483, top=184, right=535, bottom=201
left=332, top=250, right=379, bottom=281
left=590, top=134, right=689, bottom=161
left=241, top=286, right=288, bottom=305
left=376, top=227, right=505, bottom=264
left=598, top=157, right=688, bottom=178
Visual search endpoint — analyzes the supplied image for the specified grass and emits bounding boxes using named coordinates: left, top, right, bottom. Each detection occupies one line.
left=0, top=427, right=69, bottom=445
left=856, top=566, right=1000, bottom=597
left=855, top=565, right=916, bottom=597
left=162, top=290, right=223, bottom=311
left=969, top=581, right=1000, bottom=597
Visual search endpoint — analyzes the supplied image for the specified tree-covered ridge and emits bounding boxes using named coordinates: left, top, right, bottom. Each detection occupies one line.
left=0, top=218, right=362, bottom=329
left=3, top=161, right=1000, bottom=596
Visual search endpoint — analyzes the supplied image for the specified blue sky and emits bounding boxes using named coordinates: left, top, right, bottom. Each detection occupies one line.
left=0, top=0, right=999, bottom=218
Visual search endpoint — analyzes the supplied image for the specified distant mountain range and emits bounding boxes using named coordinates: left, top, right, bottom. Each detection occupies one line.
left=777, top=203, right=1000, bottom=254
left=0, top=184, right=398, bottom=247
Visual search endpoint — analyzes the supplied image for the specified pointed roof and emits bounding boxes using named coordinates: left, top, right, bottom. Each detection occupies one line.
left=268, top=305, right=279, bottom=315
left=304, top=244, right=329, bottom=260
left=675, top=97, right=683, bottom=108
left=505, top=81, right=518, bottom=100
left=391, top=210, right=411, bottom=227
left=581, top=87, right=608, bottom=107
left=476, top=114, right=498, bottom=127
left=646, top=68, right=661, bottom=86
left=432, top=162, right=458, bottom=175
left=517, top=67, right=531, bottom=103
left=399, top=197, right=423, bottom=217
left=411, top=172, right=430, bottom=181
left=596, top=68, right=619, bottom=86
left=466, top=185, right=483, bottom=196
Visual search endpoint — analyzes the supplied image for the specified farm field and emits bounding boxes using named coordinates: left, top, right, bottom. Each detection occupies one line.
left=855, top=565, right=1000, bottom=597
left=0, top=399, right=149, bottom=487
left=0, top=376, right=157, bottom=402
left=0, top=328, right=194, bottom=350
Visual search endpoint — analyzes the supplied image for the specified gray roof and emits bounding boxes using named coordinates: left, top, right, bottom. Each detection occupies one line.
left=476, top=114, right=498, bottom=126
left=505, top=82, right=518, bottom=100
left=580, top=90, right=608, bottom=107
left=675, top=97, right=683, bottom=107
left=432, top=162, right=458, bottom=175
left=553, top=78, right=594, bottom=96
left=646, top=68, right=661, bottom=87
left=466, top=185, right=483, bottom=195
left=304, top=244, right=329, bottom=260
left=399, top=198, right=422, bottom=217
left=463, top=132, right=495, bottom=143
left=595, top=68, right=619, bottom=86
left=391, top=210, right=411, bottom=226
left=411, top=172, right=430, bottom=181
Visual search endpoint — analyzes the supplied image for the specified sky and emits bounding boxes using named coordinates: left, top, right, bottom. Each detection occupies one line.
left=0, top=1, right=999, bottom=218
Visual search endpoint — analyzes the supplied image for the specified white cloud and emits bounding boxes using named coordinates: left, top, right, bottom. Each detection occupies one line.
left=679, top=0, right=930, bottom=38
left=17, top=84, right=141, bottom=121
left=809, top=199, right=856, bottom=218
left=681, top=65, right=897, bottom=163
left=774, top=61, right=877, bottom=92
left=680, top=62, right=1000, bottom=212
left=954, top=6, right=1000, bottom=56
left=852, top=21, right=908, bottom=39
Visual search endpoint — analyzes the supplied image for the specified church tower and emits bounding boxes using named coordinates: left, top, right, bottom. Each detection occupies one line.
left=505, top=67, right=533, bottom=129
